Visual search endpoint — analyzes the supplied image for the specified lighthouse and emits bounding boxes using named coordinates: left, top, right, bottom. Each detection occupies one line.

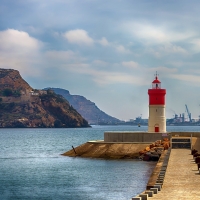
left=148, top=73, right=166, bottom=133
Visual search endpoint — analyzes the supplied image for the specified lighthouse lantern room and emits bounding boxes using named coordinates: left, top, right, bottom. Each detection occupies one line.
left=148, top=73, right=166, bottom=133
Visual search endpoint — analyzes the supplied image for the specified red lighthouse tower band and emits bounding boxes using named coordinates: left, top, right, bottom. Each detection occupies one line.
left=148, top=72, right=166, bottom=133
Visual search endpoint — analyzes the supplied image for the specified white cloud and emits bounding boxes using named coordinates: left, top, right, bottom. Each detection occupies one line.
left=190, top=38, right=200, bottom=52
left=0, top=29, right=43, bottom=75
left=122, top=61, right=139, bottom=69
left=115, top=45, right=131, bottom=54
left=92, top=60, right=108, bottom=67
left=126, top=22, right=195, bottom=44
left=163, top=44, right=187, bottom=54
left=98, top=37, right=109, bottom=46
left=148, top=43, right=188, bottom=58
left=0, top=29, right=42, bottom=51
left=170, top=74, right=200, bottom=83
left=63, top=29, right=94, bottom=46
left=65, top=61, right=147, bottom=86
left=93, top=72, right=142, bottom=86
left=148, top=66, right=177, bottom=74
left=44, top=50, right=77, bottom=62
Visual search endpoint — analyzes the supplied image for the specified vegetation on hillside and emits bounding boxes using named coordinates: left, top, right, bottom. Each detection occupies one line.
left=0, top=69, right=90, bottom=128
left=0, top=88, right=21, bottom=97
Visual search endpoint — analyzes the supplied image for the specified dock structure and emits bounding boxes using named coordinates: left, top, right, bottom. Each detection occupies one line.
left=147, top=149, right=200, bottom=200
left=133, top=136, right=200, bottom=200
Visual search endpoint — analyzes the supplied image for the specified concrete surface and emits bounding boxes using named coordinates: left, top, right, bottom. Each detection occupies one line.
left=104, top=132, right=200, bottom=143
left=149, top=149, right=200, bottom=200
left=104, top=132, right=168, bottom=142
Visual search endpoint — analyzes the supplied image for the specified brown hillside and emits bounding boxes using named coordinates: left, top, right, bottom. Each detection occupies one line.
left=0, top=69, right=32, bottom=91
left=0, top=68, right=90, bottom=128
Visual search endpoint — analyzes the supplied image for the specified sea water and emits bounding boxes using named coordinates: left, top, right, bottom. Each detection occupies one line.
left=0, top=125, right=199, bottom=200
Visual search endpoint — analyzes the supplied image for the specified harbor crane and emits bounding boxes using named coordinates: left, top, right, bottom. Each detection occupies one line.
left=185, top=104, right=192, bottom=122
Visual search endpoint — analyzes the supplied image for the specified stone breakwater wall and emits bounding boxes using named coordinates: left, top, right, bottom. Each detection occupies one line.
left=132, top=148, right=171, bottom=200
left=62, top=141, right=152, bottom=159
left=62, top=138, right=170, bottom=160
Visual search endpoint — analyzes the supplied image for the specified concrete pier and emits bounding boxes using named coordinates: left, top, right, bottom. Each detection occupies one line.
left=147, top=149, right=200, bottom=200
left=104, top=132, right=168, bottom=143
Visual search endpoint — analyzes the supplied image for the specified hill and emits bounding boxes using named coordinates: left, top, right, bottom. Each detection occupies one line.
left=0, top=69, right=90, bottom=128
left=47, top=88, right=121, bottom=125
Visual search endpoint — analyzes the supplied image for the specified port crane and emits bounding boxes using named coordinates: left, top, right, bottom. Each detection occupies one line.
left=185, top=104, right=192, bottom=122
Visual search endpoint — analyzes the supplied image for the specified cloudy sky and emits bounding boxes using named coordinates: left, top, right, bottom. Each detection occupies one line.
left=1, top=0, right=200, bottom=121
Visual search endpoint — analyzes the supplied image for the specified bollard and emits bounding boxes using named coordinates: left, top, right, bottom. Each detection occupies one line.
left=139, top=194, right=148, bottom=200
left=132, top=197, right=141, bottom=200
left=192, top=149, right=198, bottom=155
left=159, top=171, right=165, bottom=174
left=197, top=163, right=200, bottom=170
left=156, top=180, right=163, bottom=184
left=161, top=167, right=167, bottom=170
left=193, top=153, right=200, bottom=158
left=155, top=183, right=162, bottom=188
left=150, top=188, right=158, bottom=194
left=145, top=191, right=153, bottom=197
left=154, top=185, right=161, bottom=191
left=195, top=156, right=200, bottom=164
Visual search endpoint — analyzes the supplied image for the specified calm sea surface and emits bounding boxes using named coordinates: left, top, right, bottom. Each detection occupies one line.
left=0, top=125, right=199, bottom=200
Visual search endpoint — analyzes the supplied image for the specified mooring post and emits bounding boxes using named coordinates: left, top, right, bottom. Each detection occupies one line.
left=72, top=146, right=77, bottom=155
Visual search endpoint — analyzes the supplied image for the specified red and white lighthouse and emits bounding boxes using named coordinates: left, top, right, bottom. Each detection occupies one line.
left=148, top=73, right=166, bottom=133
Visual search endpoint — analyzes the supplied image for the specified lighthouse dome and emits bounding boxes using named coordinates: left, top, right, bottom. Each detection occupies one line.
left=152, top=76, right=161, bottom=89
left=152, top=76, right=161, bottom=84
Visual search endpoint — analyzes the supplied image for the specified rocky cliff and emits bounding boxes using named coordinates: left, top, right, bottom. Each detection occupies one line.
left=47, top=88, right=121, bottom=125
left=0, top=68, right=90, bottom=128
left=0, top=68, right=32, bottom=91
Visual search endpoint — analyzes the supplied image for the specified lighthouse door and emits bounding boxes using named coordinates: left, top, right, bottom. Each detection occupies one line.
left=154, top=124, right=159, bottom=132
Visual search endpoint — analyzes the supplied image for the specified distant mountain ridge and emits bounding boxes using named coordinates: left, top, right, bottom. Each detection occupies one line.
left=47, top=88, right=121, bottom=124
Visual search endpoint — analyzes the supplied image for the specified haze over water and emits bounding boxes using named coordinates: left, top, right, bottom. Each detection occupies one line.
left=0, top=125, right=199, bottom=200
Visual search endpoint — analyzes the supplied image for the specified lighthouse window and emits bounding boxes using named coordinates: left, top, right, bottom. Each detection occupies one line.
left=156, top=109, right=157, bottom=112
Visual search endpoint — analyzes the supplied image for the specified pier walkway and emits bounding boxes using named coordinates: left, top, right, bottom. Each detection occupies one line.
left=149, top=149, right=200, bottom=200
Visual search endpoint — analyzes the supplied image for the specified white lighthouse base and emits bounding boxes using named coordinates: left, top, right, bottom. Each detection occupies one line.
left=148, top=105, right=166, bottom=133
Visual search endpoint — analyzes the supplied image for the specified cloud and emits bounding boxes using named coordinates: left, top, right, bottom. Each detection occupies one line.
left=126, top=22, right=195, bottom=44
left=115, top=45, right=131, bottom=54
left=63, top=29, right=132, bottom=55
left=63, top=29, right=94, bottom=46
left=122, top=61, right=139, bottom=69
left=0, top=29, right=43, bottom=75
left=147, top=43, right=188, bottom=58
left=64, top=61, right=147, bottom=86
left=92, top=60, right=109, bottom=67
left=190, top=38, right=200, bottom=52
left=148, top=66, right=177, bottom=74
left=98, top=37, right=109, bottom=46
left=170, top=74, right=200, bottom=84
left=0, top=29, right=42, bottom=51
left=44, top=50, right=78, bottom=62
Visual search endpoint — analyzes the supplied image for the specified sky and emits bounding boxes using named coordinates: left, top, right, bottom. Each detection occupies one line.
left=1, top=0, right=200, bottom=121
